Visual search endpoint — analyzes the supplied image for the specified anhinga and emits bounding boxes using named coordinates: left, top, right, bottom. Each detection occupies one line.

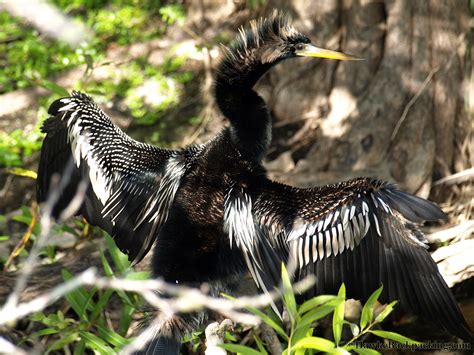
left=37, top=12, right=472, bottom=353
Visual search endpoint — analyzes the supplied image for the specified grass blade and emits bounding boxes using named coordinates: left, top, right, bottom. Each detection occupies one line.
left=80, top=331, right=115, bottom=354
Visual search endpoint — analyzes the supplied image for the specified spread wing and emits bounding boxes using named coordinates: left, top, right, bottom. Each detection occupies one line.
left=37, top=91, right=189, bottom=264
left=224, top=177, right=472, bottom=340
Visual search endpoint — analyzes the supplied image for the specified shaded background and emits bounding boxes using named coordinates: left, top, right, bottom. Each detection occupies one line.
left=0, top=0, right=472, bottom=353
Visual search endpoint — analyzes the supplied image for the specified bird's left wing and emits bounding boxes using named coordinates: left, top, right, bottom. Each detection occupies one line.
left=37, top=91, right=193, bottom=264
left=223, top=177, right=472, bottom=340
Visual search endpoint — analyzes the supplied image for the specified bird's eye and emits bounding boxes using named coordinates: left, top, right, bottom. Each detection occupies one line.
left=295, top=43, right=305, bottom=51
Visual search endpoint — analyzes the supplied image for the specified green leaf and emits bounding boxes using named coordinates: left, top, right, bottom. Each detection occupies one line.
left=349, top=347, right=381, bottom=355
left=292, top=323, right=313, bottom=344
left=297, top=303, right=338, bottom=330
left=253, top=335, right=268, bottom=354
left=330, top=348, right=351, bottom=355
left=374, top=301, right=397, bottom=323
left=47, top=331, right=78, bottom=351
left=96, top=325, right=129, bottom=348
left=12, top=215, right=31, bottom=225
left=104, top=233, right=130, bottom=273
left=344, top=320, right=359, bottom=337
left=100, top=248, right=114, bottom=277
left=118, top=303, right=135, bottom=336
left=31, top=327, right=59, bottom=337
left=292, top=336, right=335, bottom=352
left=5, top=167, right=37, bottom=179
left=246, top=305, right=289, bottom=341
left=333, top=284, right=346, bottom=346
left=29, top=312, right=46, bottom=322
left=80, top=331, right=115, bottom=354
left=219, top=343, right=262, bottom=355
left=298, top=295, right=338, bottom=315
left=221, top=293, right=287, bottom=340
left=370, top=330, right=422, bottom=345
left=360, top=285, right=383, bottom=329
left=41, top=79, right=69, bottom=97
left=224, top=332, right=237, bottom=342
left=281, top=263, right=298, bottom=323
left=125, top=271, right=151, bottom=280
left=61, top=269, right=94, bottom=321
left=73, top=339, right=86, bottom=355
left=91, top=289, right=114, bottom=322
left=0, top=235, right=10, bottom=241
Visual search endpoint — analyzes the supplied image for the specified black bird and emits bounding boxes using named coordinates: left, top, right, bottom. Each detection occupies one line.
left=37, top=12, right=472, bottom=353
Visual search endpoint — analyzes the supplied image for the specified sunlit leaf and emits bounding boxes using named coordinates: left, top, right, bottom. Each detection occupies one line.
left=80, top=331, right=115, bottom=354
left=370, top=330, right=422, bottom=345
left=292, top=323, right=311, bottom=344
left=298, top=294, right=338, bottom=315
left=96, top=325, right=129, bottom=348
left=5, top=167, right=37, bottom=179
left=292, top=336, right=335, bottom=352
left=125, top=271, right=151, bottom=280
left=360, top=285, right=383, bottom=329
left=344, top=320, right=359, bottom=337
left=31, top=327, right=59, bottom=337
left=374, top=301, right=397, bottom=323
left=297, top=303, right=337, bottom=330
left=104, top=233, right=130, bottom=273
left=220, top=343, right=262, bottom=355
left=47, top=330, right=79, bottom=351
left=281, top=263, right=298, bottom=323
left=333, top=284, right=346, bottom=346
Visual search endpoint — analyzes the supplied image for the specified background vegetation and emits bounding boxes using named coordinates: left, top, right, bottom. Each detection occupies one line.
left=0, top=0, right=472, bottom=354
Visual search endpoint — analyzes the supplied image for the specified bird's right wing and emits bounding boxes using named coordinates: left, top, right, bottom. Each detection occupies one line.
left=224, top=177, right=472, bottom=340
left=37, top=91, right=192, bottom=264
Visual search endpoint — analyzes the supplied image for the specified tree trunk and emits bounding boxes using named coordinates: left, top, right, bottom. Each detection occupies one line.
left=257, top=0, right=471, bottom=197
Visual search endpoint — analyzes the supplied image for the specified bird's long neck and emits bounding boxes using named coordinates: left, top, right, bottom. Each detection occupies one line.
left=214, top=46, right=278, bottom=162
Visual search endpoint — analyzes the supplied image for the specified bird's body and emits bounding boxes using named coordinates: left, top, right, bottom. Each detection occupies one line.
left=37, top=12, right=472, bottom=353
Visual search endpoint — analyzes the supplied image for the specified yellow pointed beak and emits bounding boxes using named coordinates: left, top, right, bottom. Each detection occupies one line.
left=296, top=44, right=362, bottom=61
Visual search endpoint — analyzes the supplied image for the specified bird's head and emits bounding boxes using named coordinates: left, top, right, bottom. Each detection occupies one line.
left=227, top=11, right=361, bottom=68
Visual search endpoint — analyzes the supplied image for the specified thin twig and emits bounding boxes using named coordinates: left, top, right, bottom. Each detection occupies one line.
left=390, top=66, right=440, bottom=141
left=391, top=32, right=467, bottom=142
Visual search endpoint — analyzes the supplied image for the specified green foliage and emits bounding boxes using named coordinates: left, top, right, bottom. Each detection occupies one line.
left=0, top=1, right=182, bottom=93
left=0, top=0, right=194, bottom=169
left=159, top=4, right=186, bottom=25
left=28, top=230, right=149, bottom=353
left=221, top=264, right=422, bottom=354
left=0, top=129, right=43, bottom=167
